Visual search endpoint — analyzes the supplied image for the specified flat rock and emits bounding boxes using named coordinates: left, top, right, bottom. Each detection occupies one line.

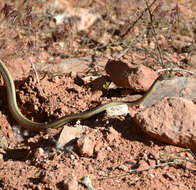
left=141, top=76, right=196, bottom=107
left=105, top=60, right=157, bottom=92
left=134, top=97, right=196, bottom=152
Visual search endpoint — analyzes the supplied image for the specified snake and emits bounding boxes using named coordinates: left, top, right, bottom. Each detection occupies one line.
left=0, top=59, right=166, bottom=131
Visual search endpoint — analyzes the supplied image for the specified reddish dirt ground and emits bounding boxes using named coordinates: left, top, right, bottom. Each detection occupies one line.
left=0, top=0, right=196, bottom=189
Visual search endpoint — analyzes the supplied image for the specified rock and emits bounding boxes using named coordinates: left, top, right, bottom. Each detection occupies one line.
left=106, top=104, right=129, bottom=116
left=82, top=176, right=95, bottom=190
left=138, top=159, right=149, bottom=171
left=134, top=97, right=196, bottom=152
left=62, top=176, right=78, bottom=190
left=171, top=35, right=193, bottom=53
left=76, top=133, right=96, bottom=157
left=106, top=127, right=120, bottom=144
left=56, top=125, right=85, bottom=150
left=54, top=6, right=100, bottom=31
left=141, top=76, right=196, bottom=107
left=95, top=149, right=106, bottom=161
left=157, top=34, right=167, bottom=48
left=105, top=60, right=158, bottom=92
left=149, top=41, right=155, bottom=49
left=189, top=54, right=196, bottom=69
left=0, top=131, right=8, bottom=149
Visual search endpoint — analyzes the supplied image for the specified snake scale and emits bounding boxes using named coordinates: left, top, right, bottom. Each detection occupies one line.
left=0, top=59, right=165, bottom=130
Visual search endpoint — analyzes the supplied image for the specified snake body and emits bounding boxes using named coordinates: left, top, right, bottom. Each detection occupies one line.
left=0, top=59, right=163, bottom=130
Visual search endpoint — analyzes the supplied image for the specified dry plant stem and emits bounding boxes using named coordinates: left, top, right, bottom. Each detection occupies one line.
left=99, top=158, right=196, bottom=180
left=117, top=0, right=158, bottom=59
left=99, top=161, right=183, bottom=180
left=120, top=0, right=158, bottom=39
left=99, top=149, right=196, bottom=180
left=144, top=0, right=165, bottom=68
left=160, top=149, right=196, bottom=163
left=30, top=60, right=44, bottom=95
left=188, top=149, right=196, bottom=160
left=156, top=68, right=196, bottom=76
left=97, top=0, right=157, bottom=54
